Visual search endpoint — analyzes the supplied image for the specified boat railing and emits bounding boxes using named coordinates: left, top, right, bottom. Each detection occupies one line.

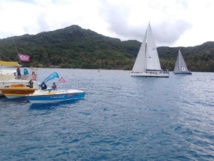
left=0, top=71, right=30, bottom=80
left=146, top=70, right=169, bottom=74
left=0, top=74, right=16, bottom=80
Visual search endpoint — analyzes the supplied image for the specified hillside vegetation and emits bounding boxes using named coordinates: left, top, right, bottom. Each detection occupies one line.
left=0, top=25, right=213, bottom=72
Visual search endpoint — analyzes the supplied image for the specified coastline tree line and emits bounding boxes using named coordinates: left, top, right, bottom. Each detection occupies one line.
left=0, top=25, right=213, bottom=72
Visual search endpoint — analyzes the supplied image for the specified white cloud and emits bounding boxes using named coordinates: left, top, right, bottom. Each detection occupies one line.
left=0, top=0, right=213, bottom=47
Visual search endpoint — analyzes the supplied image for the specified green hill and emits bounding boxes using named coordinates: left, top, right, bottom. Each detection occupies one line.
left=0, top=25, right=213, bottom=72
left=158, top=42, right=214, bottom=72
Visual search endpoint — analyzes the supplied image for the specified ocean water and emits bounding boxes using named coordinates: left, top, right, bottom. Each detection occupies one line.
left=0, top=68, right=213, bottom=161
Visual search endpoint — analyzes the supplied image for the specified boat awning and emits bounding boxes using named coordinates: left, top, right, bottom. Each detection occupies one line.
left=0, top=61, right=19, bottom=67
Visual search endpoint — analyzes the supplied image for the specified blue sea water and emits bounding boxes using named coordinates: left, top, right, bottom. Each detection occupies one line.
left=0, top=68, right=213, bottom=161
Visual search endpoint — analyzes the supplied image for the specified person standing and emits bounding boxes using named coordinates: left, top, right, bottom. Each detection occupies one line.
left=17, top=67, right=21, bottom=79
left=32, top=71, right=37, bottom=80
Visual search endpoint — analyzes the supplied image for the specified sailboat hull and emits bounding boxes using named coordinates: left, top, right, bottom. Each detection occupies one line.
left=174, top=71, right=192, bottom=75
left=131, top=72, right=169, bottom=78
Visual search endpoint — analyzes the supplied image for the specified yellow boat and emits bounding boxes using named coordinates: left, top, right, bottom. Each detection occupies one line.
left=0, top=61, right=39, bottom=96
left=0, top=84, right=36, bottom=99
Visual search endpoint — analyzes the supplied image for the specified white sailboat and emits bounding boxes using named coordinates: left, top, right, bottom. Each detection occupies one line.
left=131, top=24, right=169, bottom=77
left=174, top=50, right=192, bottom=74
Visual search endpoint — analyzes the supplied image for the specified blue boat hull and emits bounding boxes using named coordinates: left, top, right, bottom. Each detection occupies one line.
left=26, top=91, right=85, bottom=104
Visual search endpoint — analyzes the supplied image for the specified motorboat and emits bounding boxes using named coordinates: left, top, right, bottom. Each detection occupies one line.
left=0, top=84, right=37, bottom=99
left=26, top=89, right=85, bottom=104
left=0, top=61, right=39, bottom=96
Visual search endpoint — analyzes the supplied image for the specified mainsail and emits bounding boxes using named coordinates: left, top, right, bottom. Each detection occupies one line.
left=174, top=50, right=191, bottom=74
left=145, top=24, right=162, bottom=71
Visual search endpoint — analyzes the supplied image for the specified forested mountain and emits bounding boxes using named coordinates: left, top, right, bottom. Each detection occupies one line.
left=0, top=25, right=213, bottom=72
left=158, top=42, right=214, bottom=72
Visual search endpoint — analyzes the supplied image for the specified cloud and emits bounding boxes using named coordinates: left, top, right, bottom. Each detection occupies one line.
left=152, top=20, right=192, bottom=46
left=0, top=0, right=213, bottom=47
left=99, top=0, right=192, bottom=46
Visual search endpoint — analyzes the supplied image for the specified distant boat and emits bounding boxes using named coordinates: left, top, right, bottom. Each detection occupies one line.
left=174, top=50, right=192, bottom=75
left=130, top=24, right=169, bottom=78
left=26, top=89, right=85, bottom=104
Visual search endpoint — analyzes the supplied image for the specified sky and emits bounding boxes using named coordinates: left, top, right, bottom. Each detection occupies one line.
left=0, top=0, right=213, bottom=47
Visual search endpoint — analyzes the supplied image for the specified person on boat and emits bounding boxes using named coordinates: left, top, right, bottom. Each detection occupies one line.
left=52, top=82, right=57, bottom=90
left=16, top=67, right=21, bottom=79
left=23, top=68, right=29, bottom=79
left=27, top=79, right=34, bottom=88
left=41, top=82, right=47, bottom=90
left=32, top=71, right=37, bottom=80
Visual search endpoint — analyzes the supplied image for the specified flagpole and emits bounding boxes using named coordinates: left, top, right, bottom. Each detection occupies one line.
left=12, top=36, right=21, bottom=65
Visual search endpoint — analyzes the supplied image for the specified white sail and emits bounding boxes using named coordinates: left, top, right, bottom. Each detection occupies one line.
left=131, top=23, right=169, bottom=77
left=132, top=30, right=147, bottom=73
left=146, top=24, right=162, bottom=70
left=174, top=50, right=192, bottom=74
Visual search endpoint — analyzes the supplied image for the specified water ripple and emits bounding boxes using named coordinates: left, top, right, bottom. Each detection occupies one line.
left=0, top=69, right=213, bottom=160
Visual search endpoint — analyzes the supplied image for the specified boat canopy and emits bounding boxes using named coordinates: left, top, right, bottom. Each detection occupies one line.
left=0, top=61, right=19, bottom=67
